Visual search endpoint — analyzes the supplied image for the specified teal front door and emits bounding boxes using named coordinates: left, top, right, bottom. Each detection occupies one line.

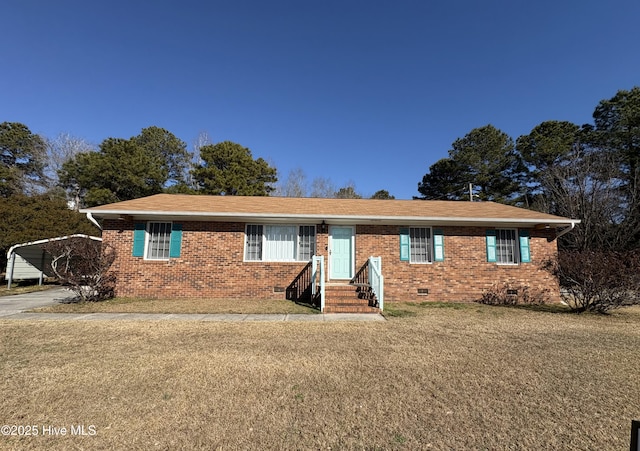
left=330, top=226, right=353, bottom=279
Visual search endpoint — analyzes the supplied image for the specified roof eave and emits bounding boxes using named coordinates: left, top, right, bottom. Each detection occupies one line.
left=82, top=209, right=579, bottom=228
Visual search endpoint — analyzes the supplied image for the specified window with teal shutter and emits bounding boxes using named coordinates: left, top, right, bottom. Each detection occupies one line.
left=133, top=222, right=183, bottom=259
left=169, top=223, right=183, bottom=258
left=486, top=230, right=497, bottom=262
left=487, top=229, right=520, bottom=264
left=399, top=228, right=410, bottom=261
left=519, top=229, right=531, bottom=263
left=433, top=229, right=445, bottom=261
left=132, top=223, right=145, bottom=257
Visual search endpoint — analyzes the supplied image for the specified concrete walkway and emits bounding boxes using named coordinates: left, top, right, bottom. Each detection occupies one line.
left=2, top=312, right=385, bottom=321
left=0, top=288, right=385, bottom=322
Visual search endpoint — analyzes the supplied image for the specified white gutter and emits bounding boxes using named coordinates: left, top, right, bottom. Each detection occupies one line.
left=554, top=221, right=577, bottom=241
left=86, top=212, right=102, bottom=230
left=81, top=209, right=579, bottom=227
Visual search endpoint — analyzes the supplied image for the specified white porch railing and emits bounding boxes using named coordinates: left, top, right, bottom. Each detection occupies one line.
left=311, top=255, right=326, bottom=312
left=368, top=256, right=384, bottom=311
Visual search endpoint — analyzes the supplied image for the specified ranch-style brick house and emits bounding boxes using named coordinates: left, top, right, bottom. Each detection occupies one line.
left=83, top=194, right=579, bottom=313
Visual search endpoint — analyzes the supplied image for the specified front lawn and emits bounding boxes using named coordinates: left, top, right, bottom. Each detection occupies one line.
left=2, top=304, right=639, bottom=449
left=31, top=296, right=320, bottom=314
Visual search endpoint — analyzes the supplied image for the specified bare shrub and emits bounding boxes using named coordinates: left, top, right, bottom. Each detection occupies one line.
left=545, top=250, right=640, bottom=313
left=477, top=282, right=548, bottom=306
left=43, top=237, right=116, bottom=302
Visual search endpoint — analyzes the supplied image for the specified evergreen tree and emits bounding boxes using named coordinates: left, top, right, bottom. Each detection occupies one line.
left=0, top=193, right=96, bottom=272
left=0, top=122, right=47, bottom=197
left=58, top=127, right=190, bottom=207
left=192, top=141, right=277, bottom=195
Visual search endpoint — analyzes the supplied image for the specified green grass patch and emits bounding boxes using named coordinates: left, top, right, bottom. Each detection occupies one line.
left=382, top=307, right=417, bottom=318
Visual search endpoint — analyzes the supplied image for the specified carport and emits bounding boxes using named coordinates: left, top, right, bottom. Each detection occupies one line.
left=5, top=235, right=102, bottom=289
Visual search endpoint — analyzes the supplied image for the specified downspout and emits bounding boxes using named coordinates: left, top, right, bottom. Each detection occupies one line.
left=553, top=221, right=576, bottom=241
left=86, top=212, right=102, bottom=231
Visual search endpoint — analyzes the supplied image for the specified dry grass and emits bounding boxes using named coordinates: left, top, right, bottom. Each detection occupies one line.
left=32, top=296, right=320, bottom=314
left=0, top=283, right=57, bottom=297
left=1, top=304, right=639, bottom=450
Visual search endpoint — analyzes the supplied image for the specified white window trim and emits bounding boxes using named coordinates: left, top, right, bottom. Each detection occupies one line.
left=409, top=226, right=433, bottom=264
left=495, top=228, right=520, bottom=266
left=144, top=221, right=172, bottom=261
left=244, top=224, right=316, bottom=262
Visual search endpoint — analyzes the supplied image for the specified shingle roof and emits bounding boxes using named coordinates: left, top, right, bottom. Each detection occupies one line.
left=83, top=194, right=578, bottom=227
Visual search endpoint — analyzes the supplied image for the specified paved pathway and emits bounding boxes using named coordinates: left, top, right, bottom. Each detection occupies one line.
left=2, top=312, right=385, bottom=321
left=0, top=289, right=385, bottom=322
left=0, top=287, right=72, bottom=317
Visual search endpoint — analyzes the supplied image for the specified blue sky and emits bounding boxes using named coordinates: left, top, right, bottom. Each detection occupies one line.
left=2, top=1, right=639, bottom=199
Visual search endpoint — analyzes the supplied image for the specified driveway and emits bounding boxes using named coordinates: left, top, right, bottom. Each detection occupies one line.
left=0, top=287, right=72, bottom=317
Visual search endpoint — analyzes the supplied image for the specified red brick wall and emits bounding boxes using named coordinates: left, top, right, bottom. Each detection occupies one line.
left=103, top=220, right=560, bottom=302
left=355, top=225, right=560, bottom=303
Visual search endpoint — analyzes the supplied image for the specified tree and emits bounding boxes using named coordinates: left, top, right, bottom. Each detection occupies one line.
left=417, top=125, right=524, bottom=203
left=334, top=183, right=362, bottom=199
left=274, top=167, right=308, bottom=197
left=44, top=133, right=95, bottom=208
left=449, top=125, right=524, bottom=204
left=515, top=120, right=583, bottom=211
left=0, top=122, right=47, bottom=197
left=592, top=87, right=640, bottom=248
left=417, top=158, right=467, bottom=200
left=192, top=141, right=277, bottom=195
left=58, top=127, right=191, bottom=207
left=133, top=126, right=190, bottom=186
left=593, top=87, right=640, bottom=190
left=310, top=177, right=336, bottom=198
left=59, top=138, right=166, bottom=207
left=370, top=190, right=395, bottom=199
left=0, top=193, right=96, bottom=273
left=535, top=146, right=625, bottom=251
left=190, top=131, right=213, bottom=189
left=43, top=237, right=116, bottom=302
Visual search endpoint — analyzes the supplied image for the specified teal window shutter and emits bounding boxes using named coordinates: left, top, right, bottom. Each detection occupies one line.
left=399, top=228, right=410, bottom=261
left=132, top=223, right=145, bottom=257
left=169, top=223, right=183, bottom=258
left=433, top=229, right=445, bottom=261
left=486, top=230, right=497, bottom=262
left=519, top=229, right=531, bottom=263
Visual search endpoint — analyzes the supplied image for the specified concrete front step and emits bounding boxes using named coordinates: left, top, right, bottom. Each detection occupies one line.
left=325, top=296, right=373, bottom=305
left=324, top=305, right=380, bottom=313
